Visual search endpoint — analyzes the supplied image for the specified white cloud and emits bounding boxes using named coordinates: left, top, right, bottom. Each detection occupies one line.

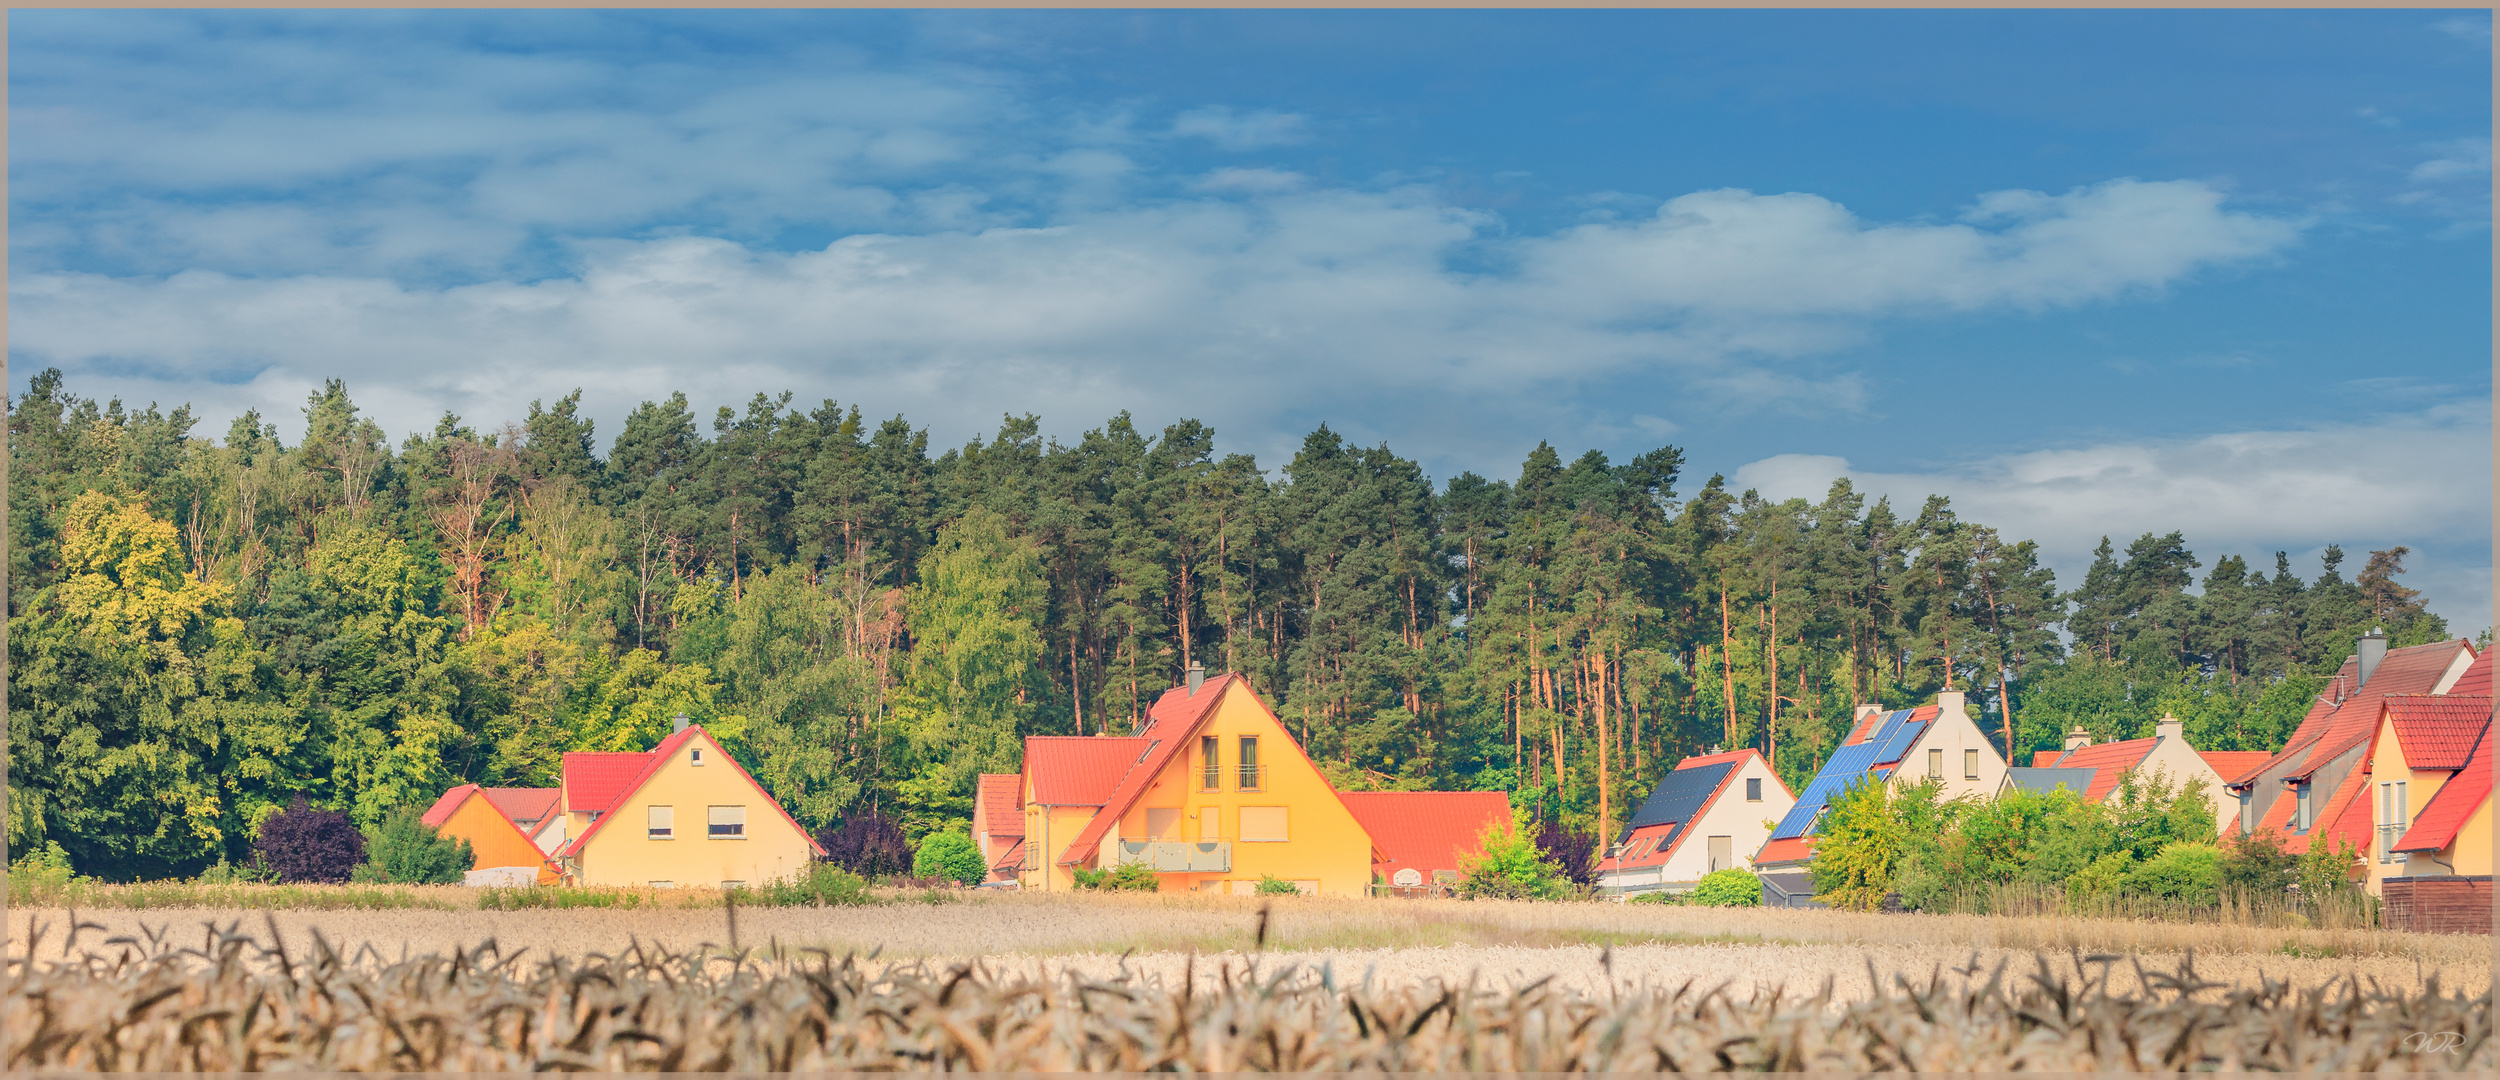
left=1732, top=404, right=2494, bottom=633
left=1169, top=106, right=1309, bottom=151
left=12, top=179, right=2302, bottom=454
left=2409, top=137, right=2492, bottom=182
left=2431, top=16, right=2492, bottom=47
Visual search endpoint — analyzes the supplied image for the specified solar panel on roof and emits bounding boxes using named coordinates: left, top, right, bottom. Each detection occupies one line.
left=1771, top=741, right=1886, bottom=839
left=1872, top=720, right=1928, bottom=765
left=1623, top=761, right=1735, bottom=837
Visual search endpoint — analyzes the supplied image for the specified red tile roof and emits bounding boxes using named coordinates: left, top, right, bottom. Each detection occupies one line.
left=2041, top=738, right=2160, bottom=802
left=2381, top=695, right=2494, bottom=771
left=563, top=751, right=657, bottom=815
left=2396, top=725, right=2493, bottom=853
left=978, top=773, right=1025, bottom=839
left=555, top=726, right=827, bottom=860
left=2225, top=641, right=2472, bottom=849
left=2199, top=751, right=2273, bottom=786
left=1339, top=791, right=1513, bottom=882
left=1602, top=822, right=1683, bottom=870
left=2441, top=648, right=2489, bottom=695
left=988, top=836, right=1025, bottom=876
left=1753, top=835, right=1816, bottom=867
left=1022, top=737, right=1152, bottom=806
left=2031, top=751, right=2063, bottom=769
left=483, top=787, right=560, bottom=827
left=1841, top=709, right=1887, bottom=747
left=421, top=784, right=482, bottom=829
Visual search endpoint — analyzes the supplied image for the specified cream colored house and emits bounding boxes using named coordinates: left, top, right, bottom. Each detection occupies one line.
left=551, top=722, right=824, bottom=888
left=1756, top=689, right=2008, bottom=872
left=2006, top=715, right=2233, bottom=826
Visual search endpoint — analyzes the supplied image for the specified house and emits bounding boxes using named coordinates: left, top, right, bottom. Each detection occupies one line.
left=1014, top=665, right=1497, bottom=897
left=2385, top=724, right=2494, bottom=933
left=1339, top=791, right=1514, bottom=895
left=973, top=773, right=1026, bottom=882
left=2002, top=714, right=2234, bottom=825
left=2220, top=633, right=2477, bottom=860
left=418, top=784, right=560, bottom=885
left=550, top=719, right=826, bottom=887
left=1592, top=749, right=1796, bottom=896
left=1753, top=689, right=2008, bottom=885
left=2362, top=689, right=2491, bottom=892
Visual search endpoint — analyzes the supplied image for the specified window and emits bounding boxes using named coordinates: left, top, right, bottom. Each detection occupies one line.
left=1707, top=836, right=1733, bottom=873
left=1238, top=736, right=1264, bottom=791
left=1200, top=736, right=1221, bottom=791
left=721, top=880, right=745, bottom=889
left=1927, top=748, right=1944, bottom=778
left=1964, top=749, right=1980, bottom=780
left=2239, top=790, right=2254, bottom=834
left=2293, top=782, right=2311, bottom=833
left=648, top=881, right=674, bottom=889
left=2379, top=782, right=2410, bottom=864
left=1239, top=806, right=1288, bottom=842
left=708, top=805, right=747, bottom=838
left=647, top=805, right=674, bottom=840
left=1745, top=778, right=1762, bottom=802
left=691, top=748, right=704, bottom=766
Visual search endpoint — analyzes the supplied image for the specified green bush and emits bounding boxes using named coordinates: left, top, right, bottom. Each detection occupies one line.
left=1458, top=811, right=1567, bottom=900
left=476, top=886, right=649, bottom=910
left=745, top=863, right=875, bottom=907
left=1688, top=868, right=1761, bottom=907
left=1625, top=888, right=1685, bottom=905
left=1254, top=874, right=1301, bottom=896
left=6, top=841, right=81, bottom=903
left=2125, top=842, right=2222, bottom=904
left=912, top=831, right=988, bottom=887
left=1071, top=862, right=1159, bottom=891
left=2065, top=850, right=2134, bottom=904
left=353, top=807, right=473, bottom=884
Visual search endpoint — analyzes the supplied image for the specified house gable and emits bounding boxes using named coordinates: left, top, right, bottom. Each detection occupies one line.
left=559, top=725, right=825, bottom=887
left=422, top=784, right=552, bottom=878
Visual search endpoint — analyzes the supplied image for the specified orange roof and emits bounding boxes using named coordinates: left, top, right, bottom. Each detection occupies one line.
left=1022, top=737, right=1151, bottom=806
left=1753, top=835, right=1816, bottom=867
left=555, top=726, right=827, bottom=860
left=1841, top=709, right=1888, bottom=746
left=483, top=787, right=560, bottom=827
left=563, top=751, right=656, bottom=815
left=2381, top=695, right=2493, bottom=771
left=1057, top=676, right=1241, bottom=865
left=2042, top=738, right=2158, bottom=803
left=2230, top=641, right=2472, bottom=804
left=421, top=783, right=482, bottom=828
left=978, top=773, right=1025, bottom=838
left=2396, top=725, right=2493, bottom=853
left=2443, top=648, right=2490, bottom=695
left=988, top=836, right=1025, bottom=875
left=2199, top=751, right=2272, bottom=786
left=1340, top=791, right=1512, bottom=881
left=2031, top=751, right=2063, bottom=769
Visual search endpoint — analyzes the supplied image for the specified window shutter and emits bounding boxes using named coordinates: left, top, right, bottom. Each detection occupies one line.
left=647, top=805, right=673, bottom=839
left=708, top=805, right=747, bottom=837
left=1239, top=806, right=1288, bottom=842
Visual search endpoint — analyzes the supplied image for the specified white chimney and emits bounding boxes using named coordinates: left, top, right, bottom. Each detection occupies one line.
left=1852, top=703, right=1883, bottom=726
left=2357, top=628, right=2388, bottom=690
left=2064, top=726, right=2092, bottom=751
left=1933, top=689, right=1967, bottom=721
left=2155, top=714, right=2183, bottom=744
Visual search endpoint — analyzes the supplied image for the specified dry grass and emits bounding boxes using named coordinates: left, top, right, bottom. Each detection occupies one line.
left=5, top=913, right=2490, bottom=1071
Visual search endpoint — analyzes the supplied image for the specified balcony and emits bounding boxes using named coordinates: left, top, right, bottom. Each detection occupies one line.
left=1236, top=764, right=1266, bottom=792
left=1113, top=840, right=1231, bottom=873
left=2379, top=824, right=2405, bottom=864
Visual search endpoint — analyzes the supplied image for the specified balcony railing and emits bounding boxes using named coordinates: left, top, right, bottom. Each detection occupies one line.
left=1113, top=840, right=1231, bottom=873
left=2379, top=824, right=2405, bottom=864
left=1200, top=763, right=1222, bottom=792
left=1237, top=764, right=1266, bottom=791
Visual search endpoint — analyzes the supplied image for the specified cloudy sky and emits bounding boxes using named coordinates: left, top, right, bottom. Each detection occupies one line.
left=9, top=10, right=2492, bottom=631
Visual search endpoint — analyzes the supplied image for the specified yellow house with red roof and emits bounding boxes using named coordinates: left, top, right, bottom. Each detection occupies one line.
left=995, top=667, right=1509, bottom=896
left=549, top=720, right=826, bottom=887
left=419, top=784, right=562, bottom=885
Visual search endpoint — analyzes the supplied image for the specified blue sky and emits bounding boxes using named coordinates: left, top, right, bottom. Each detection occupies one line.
left=10, top=10, right=2492, bottom=630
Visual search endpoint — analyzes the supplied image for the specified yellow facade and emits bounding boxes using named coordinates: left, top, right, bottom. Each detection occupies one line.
left=436, top=793, right=557, bottom=884
left=1023, top=802, right=1101, bottom=892
left=565, top=729, right=817, bottom=888
left=1027, top=680, right=1375, bottom=897
left=2446, top=797, right=2493, bottom=876
left=2368, top=714, right=2462, bottom=891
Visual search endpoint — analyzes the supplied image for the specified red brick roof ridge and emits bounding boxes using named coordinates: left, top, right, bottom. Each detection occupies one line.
left=556, top=726, right=829, bottom=861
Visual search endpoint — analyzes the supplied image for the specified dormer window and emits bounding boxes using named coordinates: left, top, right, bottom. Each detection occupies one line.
left=2293, top=782, right=2312, bottom=833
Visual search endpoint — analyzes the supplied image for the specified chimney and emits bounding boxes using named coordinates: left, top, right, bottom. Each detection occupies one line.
left=1185, top=661, right=1206, bottom=696
left=1934, top=689, right=1967, bottom=722
left=1852, top=703, right=1883, bottom=729
left=672, top=712, right=690, bottom=735
left=2064, top=726, right=2092, bottom=751
left=2155, top=714, right=2182, bottom=743
left=2357, top=628, right=2387, bottom=690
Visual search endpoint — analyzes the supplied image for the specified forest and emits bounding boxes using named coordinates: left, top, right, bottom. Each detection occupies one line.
left=5, top=368, right=2457, bottom=880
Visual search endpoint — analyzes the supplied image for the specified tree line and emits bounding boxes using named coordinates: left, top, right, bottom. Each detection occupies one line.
left=6, top=369, right=2454, bottom=880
